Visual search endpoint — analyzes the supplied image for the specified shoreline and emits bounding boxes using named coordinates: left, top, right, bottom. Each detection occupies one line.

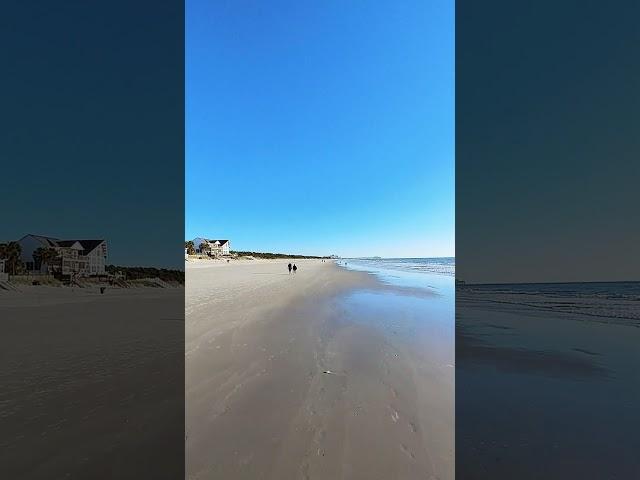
left=186, top=259, right=453, bottom=479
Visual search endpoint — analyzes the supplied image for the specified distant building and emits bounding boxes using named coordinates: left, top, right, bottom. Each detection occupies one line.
left=17, top=234, right=108, bottom=276
left=192, top=238, right=231, bottom=257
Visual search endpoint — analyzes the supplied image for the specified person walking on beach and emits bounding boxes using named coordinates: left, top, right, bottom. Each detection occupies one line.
left=288, top=263, right=292, bottom=274
left=293, top=264, right=297, bottom=274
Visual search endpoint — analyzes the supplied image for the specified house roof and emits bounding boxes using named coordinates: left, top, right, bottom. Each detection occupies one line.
left=23, top=234, right=60, bottom=247
left=22, top=235, right=104, bottom=254
left=71, top=240, right=105, bottom=254
left=56, top=240, right=84, bottom=250
left=194, top=238, right=229, bottom=247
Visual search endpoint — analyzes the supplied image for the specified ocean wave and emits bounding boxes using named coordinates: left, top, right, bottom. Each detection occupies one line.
left=344, top=257, right=456, bottom=277
left=458, top=281, right=640, bottom=325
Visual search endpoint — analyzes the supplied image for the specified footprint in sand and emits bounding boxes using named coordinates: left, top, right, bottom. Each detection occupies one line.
left=390, top=408, right=399, bottom=423
left=400, top=443, right=416, bottom=460
left=301, top=462, right=310, bottom=480
left=409, top=422, right=418, bottom=433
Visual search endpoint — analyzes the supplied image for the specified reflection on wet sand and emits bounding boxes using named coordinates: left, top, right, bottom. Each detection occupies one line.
left=457, top=283, right=640, bottom=479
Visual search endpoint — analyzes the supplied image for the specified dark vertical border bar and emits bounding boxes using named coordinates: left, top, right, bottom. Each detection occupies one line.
left=457, top=1, right=640, bottom=478
left=1, top=1, right=184, bottom=478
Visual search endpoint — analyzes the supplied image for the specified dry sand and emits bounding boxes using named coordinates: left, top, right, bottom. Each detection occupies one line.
left=186, top=259, right=453, bottom=480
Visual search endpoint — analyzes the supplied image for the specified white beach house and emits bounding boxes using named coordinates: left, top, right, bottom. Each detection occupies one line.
left=192, top=238, right=231, bottom=257
left=18, top=234, right=108, bottom=276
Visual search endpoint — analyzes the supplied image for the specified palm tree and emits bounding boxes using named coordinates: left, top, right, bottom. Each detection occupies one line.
left=33, top=247, right=45, bottom=270
left=33, top=247, right=60, bottom=273
left=0, top=242, right=23, bottom=275
left=199, top=242, right=210, bottom=255
left=42, top=248, right=60, bottom=273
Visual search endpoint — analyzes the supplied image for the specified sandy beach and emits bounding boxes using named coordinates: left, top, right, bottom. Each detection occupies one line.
left=186, top=259, right=453, bottom=480
left=0, top=287, right=184, bottom=479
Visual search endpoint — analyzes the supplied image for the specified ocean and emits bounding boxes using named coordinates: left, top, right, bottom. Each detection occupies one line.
left=459, top=281, right=640, bottom=326
left=340, top=257, right=455, bottom=276
left=337, top=257, right=455, bottom=296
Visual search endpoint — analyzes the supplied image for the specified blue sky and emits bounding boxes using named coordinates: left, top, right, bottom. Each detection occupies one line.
left=186, top=0, right=454, bottom=258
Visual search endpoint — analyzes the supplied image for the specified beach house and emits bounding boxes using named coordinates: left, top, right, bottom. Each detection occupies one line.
left=192, top=238, right=231, bottom=257
left=17, top=234, right=108, bottom=276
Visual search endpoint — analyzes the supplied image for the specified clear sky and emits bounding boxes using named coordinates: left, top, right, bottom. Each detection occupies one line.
left=186, top=0, right=454, bottom=258
left=2, top=1, right=184, bottom=269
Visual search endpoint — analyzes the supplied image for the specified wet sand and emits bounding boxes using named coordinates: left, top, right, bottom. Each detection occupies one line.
left=186, top=260, right=453, bottom=480
left=456, top=284, right=640, bottom=479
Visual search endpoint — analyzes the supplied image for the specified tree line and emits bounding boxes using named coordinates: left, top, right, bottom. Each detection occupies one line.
left=105, top=265, right=185, bottom=283
left=183, top=241, right=329, bottom=259
left=230, top=250, right=328, bottom=259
